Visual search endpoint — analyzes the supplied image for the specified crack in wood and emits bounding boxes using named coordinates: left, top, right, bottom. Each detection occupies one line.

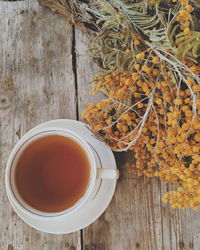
left=72, top=25, right=83, bottom=250
left=81, top=230, right=84, bottom=250
left=72, top=26, right=79, bottom=120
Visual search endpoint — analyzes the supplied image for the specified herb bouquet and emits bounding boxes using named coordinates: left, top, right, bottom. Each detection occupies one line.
left=38, top=0, right=200, bottom=209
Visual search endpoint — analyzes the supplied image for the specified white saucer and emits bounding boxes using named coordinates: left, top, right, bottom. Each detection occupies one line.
left=8, top=119, right=117, bottom=234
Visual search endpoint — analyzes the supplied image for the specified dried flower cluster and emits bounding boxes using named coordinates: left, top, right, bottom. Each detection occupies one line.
left=83, top=60, right=200, bottom=209
left=83, top=0, right=200, bottom=209
left=39, top=0, right=200, bottom=209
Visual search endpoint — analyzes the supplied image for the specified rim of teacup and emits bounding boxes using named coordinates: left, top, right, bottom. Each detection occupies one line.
left=5, top=127, right=97, bottom=220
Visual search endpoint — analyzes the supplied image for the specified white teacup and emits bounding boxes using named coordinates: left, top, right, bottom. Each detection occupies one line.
left=5, top=127, right=119, bottom=220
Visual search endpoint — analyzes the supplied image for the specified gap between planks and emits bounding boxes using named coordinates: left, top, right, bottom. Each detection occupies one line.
left=71, top=24, right=84, bottom=250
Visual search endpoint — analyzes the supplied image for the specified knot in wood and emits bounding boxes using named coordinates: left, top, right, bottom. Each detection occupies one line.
left=0, top=80, right=15, bottom=110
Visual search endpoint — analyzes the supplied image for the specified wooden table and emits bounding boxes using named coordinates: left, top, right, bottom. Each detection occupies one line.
left=0, top=1, right=200, bottom=249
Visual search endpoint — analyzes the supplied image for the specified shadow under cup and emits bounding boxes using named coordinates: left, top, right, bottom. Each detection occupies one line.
left=8, top=130, right=96, bottom=217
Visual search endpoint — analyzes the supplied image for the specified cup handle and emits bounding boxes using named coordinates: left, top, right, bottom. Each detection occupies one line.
left=97, top=168, right=119, bottom=180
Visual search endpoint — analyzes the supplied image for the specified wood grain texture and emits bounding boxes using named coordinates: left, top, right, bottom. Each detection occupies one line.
left=1, top=1, right=200, bottom=250
left=0, top=1, right=80, bottom=249
left=75, top=28, right=102, bottom=115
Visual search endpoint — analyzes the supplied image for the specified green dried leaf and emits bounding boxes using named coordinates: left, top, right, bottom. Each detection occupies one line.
left=176, top=31, right=200, bottom=60
left=38, top=0, right=200, bottom=69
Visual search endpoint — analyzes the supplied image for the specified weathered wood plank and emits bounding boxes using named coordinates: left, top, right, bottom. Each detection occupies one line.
left=160, top=183, right=200, bottom=249
left=75, top=28, right=102, bottom=115
left=0, top=1, right=80, bottom=249
left=1, top=1, right=200, bottom=250
left=75, top=28, right=164, bottom=250
left=75, top=28, right=200, bottom=250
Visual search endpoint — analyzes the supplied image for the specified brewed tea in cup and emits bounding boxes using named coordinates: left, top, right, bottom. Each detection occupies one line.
left=6, top=127, right=118, bottom=218
left=15, top=134, right=91, bottom=213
